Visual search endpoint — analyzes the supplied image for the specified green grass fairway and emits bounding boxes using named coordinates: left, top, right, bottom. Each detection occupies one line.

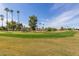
left=0, top=31, right=78, bottom=56
left=0, top=31, right=75, bottom=38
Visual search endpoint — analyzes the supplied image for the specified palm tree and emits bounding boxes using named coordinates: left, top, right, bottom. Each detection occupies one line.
left=17, top=11, right=21, bottom=31
left=0, top=15, right=4, bottom=27
left=17, top=11, right=20, bottom=24
left=42, top=24, right=44, bottom=31
left=10, top=10, right=13, bottom=22
left=4, top=8, right=9, bottom=31
left=10, top=10, right=14, bottom=31
left=4, top=8, right=9, bottom=24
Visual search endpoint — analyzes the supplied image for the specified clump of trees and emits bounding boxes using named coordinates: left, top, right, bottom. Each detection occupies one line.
left=0, top=8, right=23, bottom=31
left=0, top=7, right=39, bottom=32
left=0, top=7, right=76, bottom=32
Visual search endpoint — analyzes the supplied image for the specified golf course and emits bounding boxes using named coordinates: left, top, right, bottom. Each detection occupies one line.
left=0, top=3, right=79, bottom=56
left=0, top=31, right=78, bottom=56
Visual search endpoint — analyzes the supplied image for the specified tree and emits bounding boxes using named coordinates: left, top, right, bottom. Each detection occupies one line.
left=29, top=15, right=37, bottom=31
left=10, top=10, right=13, bottom=22
left=4, top=8, right=9, bottom=24
left=42, top=23, right=44, bottom=31
left=60, top=27, right=64, bottom=30
left=10, top=10, right=14, bottom=31
left=7, top=21, right=17, bottom=31
left=16, top=23, right=23, bottom=31
left=0, top=15, right=4, bottom=27
left=17, top=11, right=20, bottom=24
left=4, top=8, right=9, bottom=30
left=16, top=11, right=21, bottom=31
left=12, top=21, right=17, bottom=31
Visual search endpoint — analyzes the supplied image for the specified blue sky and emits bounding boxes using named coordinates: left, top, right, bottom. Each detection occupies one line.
left=0, top=3, right=79, bottom=28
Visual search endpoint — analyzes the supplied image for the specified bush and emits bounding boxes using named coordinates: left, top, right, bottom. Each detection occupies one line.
left=52, top=28, right=57, bottom=31
left=22, top=27, right=30, bottom=32
left=0, top=27, right=6, bottom=31
left=46, top=28, right=57, bottom=31
left=67, top=28, right=72, bottom=30
left=47, top=28, right=52, bottom=31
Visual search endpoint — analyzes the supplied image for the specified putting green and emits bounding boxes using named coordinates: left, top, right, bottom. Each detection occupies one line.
left=0, top=31, right=76, bottom=38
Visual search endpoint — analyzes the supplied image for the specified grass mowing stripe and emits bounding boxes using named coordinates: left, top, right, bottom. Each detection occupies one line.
left=0, top=31, right=76, bottom=38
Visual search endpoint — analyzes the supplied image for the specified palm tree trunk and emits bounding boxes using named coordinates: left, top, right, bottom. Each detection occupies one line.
left=2, top=21, right=3, bottom=27
left=6, top=12, right=8, bottom=31
left=6, top=12, right=8, bottom=24
left=12, top=13, right=14, bottom=31
left=12, top=12, right=13, bottom=22
left=17, top=13, right=20, bottom=31
left=17, top=13, right=19, bottom=24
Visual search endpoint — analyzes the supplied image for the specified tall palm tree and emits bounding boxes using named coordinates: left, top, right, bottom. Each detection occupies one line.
left=10, top=10, right=13, bottom=22
left=16, top=11, right=21, bottom=31
left=4, top=8, right=9, bottom=31
left=10, top=10, right=14, bottom=31
left=0, top=15, right=4, bottom=27
left=17, top=11, right=20, bottom=24
left=4, top=8, right=9, bottom=24
left=42, top=24, right=44, bottom=31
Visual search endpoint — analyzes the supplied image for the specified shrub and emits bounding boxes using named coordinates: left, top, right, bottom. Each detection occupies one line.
left=0, top=27, right=6, bottom=31
left=67, top=28, right=72, bottom=30
left=52, top=28, right=57, bottom=31
left=47, top=28, right=52, bottom=31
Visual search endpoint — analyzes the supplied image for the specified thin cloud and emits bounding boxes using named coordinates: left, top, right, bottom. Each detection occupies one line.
left=45, top=9, right=79, bottom=28
left=50, top=3, right=65, bottom=11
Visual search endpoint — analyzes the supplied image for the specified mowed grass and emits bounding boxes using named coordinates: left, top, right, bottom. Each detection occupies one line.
left=0, top=31, right=75, bottom=38
left=0, top=31, right=78, bottom=56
